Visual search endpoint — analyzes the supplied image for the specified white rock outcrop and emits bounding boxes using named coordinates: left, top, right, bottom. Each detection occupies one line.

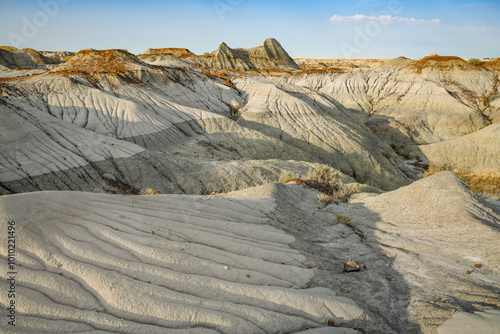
left=0, top=190, right=364, bottom=333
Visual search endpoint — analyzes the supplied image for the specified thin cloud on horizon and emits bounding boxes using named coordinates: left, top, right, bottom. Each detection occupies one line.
left=330, top=14, right=441, bottom=25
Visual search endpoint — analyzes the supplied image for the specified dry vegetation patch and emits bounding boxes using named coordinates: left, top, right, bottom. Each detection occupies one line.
left=145, top=48, right=195, bottom=58
left=281, top=164, right=350, bottom=204
left=139, top=188, right=160, bottom=195
left=51, top=49, right=159, bottom=74
left=199, top=69, right=235, bottom=88
left=407, top=54, right=475, bottom=73
left=424, top=165, right=500, bottom=198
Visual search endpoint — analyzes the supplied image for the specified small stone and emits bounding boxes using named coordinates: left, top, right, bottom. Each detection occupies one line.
left=466, top=270, right=470, bottom=274
left=224, top=266, right=230, bottom=270
left=386, top=277, right=392, bottom=281
left=327, top=319, right=335, bottom=326
left=474, top=264, right=481, bottom=269
left=246, top=274, right=251, bottom=278
left=344, top=260, right=361, bottom=272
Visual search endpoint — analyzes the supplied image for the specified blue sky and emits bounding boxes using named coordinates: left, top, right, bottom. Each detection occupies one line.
left=0, top=0, right=498, bottom=59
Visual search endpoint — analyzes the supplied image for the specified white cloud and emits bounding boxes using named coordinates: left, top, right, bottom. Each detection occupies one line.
left=329, top=14, right=440, bottom=25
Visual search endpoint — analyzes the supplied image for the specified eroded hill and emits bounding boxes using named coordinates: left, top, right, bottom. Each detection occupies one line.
left=0, top=39, right=499, bottom=334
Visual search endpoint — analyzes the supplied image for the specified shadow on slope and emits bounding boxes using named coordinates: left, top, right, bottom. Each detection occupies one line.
left=342, top=172, right=500, bottom=332
left=229, top=182, right=422, bottom=333
left=240, top=173, right=500, bottom=332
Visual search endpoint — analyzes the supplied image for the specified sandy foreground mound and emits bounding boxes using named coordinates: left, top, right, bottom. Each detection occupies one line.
left=437, top=309, right=500, bottom=334
left=0, top=190, right=363, bottom=333
left=343, top=172, right=500, bottom=332
left=1, top=171, right=499, bottom=333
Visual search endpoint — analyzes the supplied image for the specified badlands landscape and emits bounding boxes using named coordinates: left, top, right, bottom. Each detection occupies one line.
left=0, top=39, right=499, bottom=333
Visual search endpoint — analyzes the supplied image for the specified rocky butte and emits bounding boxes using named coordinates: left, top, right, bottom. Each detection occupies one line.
left=0, top=38, right=499, bottom=334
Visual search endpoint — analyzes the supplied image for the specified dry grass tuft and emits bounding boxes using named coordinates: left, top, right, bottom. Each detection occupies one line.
left=468, top=58, right=483, bottom=66
left=318, top=193, right=333, bottom=204
left=279, top=170, right=299, bottom=182
left=199, top=69, right=235, bottom=88
left=281, top=164, right=350, bottom=204
left=307, top=163, right=342, bottom=185
left=424, top=165, right=500, bottom=198
left=420, top=55, right=465, bottom=62
left=139, top=188, right=160, bottom=195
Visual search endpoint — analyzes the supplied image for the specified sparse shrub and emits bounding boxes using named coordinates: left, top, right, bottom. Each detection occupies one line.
left=318, top=193, right=333, bottom=204
left=283, top=164, right=376, bottom=203
left=468, top=58, right=483, bottom=66
left=336, top=215, right=352, bottom=226
left=331, top=189, right=349, bottom=203
left=103, top=177, right=140, bottom=195
left=279, top=170, right=299, bottom=182
left=203, top=52, right=210, bottom=58
left=140, top=188, right=159, bottom=195
left=307, top=164, right=349, bottom=203
left=424, top=164, right=500, bottom=198
left=307, top=163, right=341, bottom=185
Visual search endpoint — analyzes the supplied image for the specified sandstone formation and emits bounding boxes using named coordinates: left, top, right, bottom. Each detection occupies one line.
left=0, top=41, right=499, bottom=333
left=39, top=50, right=76, bottom=60
left=139, top=48, right=196, bottom=67
left=484, top=57, right=500, bottom=72
left=143, top=47, right=196, bottom=58
left=162, top=38, right=301, bottom=71
left=382, top=56, right=414, bottom=67
left=0, top=47, right=413, bottom=194
left=139, top=39, right=300, bottom=71
left=290, top=55, right=496, bottom=145
left=0, top=46, right=61, bottom=69
left=199, top=38, right=300, bottom=70
left=51, top=48, right=152, bottom=73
